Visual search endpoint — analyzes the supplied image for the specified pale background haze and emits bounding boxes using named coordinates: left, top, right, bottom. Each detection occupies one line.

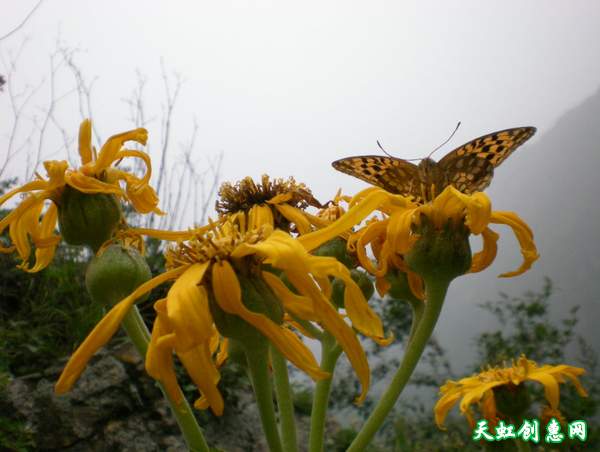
left=2, top=1, right=600, bottom=382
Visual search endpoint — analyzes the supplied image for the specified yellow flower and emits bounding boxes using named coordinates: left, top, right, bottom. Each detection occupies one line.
left=0, top=119, right=163, bottom=272
left=434, top=355, right=588, bottom=430
left=55, top=216, right=382, bottom=414
left=216, top=175, right=331, bottom=234
left=298, top=185, right=539, bottom=299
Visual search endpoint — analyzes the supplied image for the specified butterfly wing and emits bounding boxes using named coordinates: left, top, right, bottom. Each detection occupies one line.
left=333, top=127, right=536, bottom=199
left=332, top=156, right=420, bottom=196
left=438, top=126, right=536, bottom=194
left=438, top=127, right=536, bottom=167
left=440, top=156, right=496, bottom=194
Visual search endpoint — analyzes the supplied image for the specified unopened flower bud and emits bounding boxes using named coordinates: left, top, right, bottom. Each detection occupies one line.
left=59, top=185, right=122, bottom=252
left=331, top=269, right=374, bottom=309
left=313, top=237, right=356, bottom=269
left=85, top=241, right=152, bottom=307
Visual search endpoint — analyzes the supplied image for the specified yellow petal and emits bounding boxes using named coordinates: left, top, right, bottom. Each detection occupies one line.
left=55, top=267, right=186, bottom=394
left=55, top=296, right=139, bottom=394
left=179, top=343, right=224, bottom=416
left=65, top=171, right=124, bottom=196
left=212, top=261, right=329, bottom=381
left=527, top=372, right=561, bottom=409
left=263, top=271, right=318, bottom=321
left=248, top=204, right=274, bottom=230
left=286, top=269, right=371, bottom=402
left=467, top=227, right=499, bottom=274
left=94, top=127, right=148, bottom=172
left=298, top=189, right=402, bottom=252
left=167, top=262, right=213, bottom=352
left=146, top=299, right=185, bottom=410
left=78, top=119, right=93, bottom=165
left=274, top=203, right=313, bottom=235
left=332, top=268, right=392, bottom=346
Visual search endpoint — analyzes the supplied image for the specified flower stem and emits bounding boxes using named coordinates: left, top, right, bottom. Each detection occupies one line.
left=121, top=307, right=210, bottom=452
left=406, top=299, right=425, bottom=348
left=242, top=337, right=284, bottom=452
left=347, top=280, right=450, bottom=452
left=309, top=331, right=343, bottom=452
left=509, top=413, right=531, bottom=452
left=271, top=344, right=298, bottom=452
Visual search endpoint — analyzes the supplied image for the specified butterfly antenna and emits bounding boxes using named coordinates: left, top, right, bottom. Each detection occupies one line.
left=378, top=139, right=422, bottom=162
left=376, top=140, right=394, bottom=158
left=427, top=122, right=461, bottom=159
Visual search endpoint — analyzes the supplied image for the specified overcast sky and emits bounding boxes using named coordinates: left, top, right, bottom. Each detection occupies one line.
left=2, top=1, right=600, bottom=212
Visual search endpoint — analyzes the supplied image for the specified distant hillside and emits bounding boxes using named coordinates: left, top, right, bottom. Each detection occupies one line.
left=433, top=86, right=600, bottom=372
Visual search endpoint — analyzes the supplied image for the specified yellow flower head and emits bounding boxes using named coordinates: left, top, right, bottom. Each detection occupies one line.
left=0, top=120, right=163, bottom=272
left=55, top=215, right=385, bottom=414
left=215, top=175, right=330, bottom=234
left=434, top=355, right=588, bottom=430
left=299, top=185, right=539, bottom=300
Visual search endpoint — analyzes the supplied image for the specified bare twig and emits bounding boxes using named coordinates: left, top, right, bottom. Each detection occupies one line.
left=0, top=0, right=44, bottom=42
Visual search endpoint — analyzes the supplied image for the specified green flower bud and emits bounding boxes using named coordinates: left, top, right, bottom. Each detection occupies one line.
left=385, top=268, right=422, bottom=304
left=493, top=383, right=532, bottom=418
left=85, top=241, right=152, bottom=307
left=331, top=269, right=374, bottom=309
left=59, top=185, right=122, bottom=252
left=208, top=271, right=285, bottom=343
left=404, top=216, right=472, bottom=284
left=313, top=237, right=356, bottom=269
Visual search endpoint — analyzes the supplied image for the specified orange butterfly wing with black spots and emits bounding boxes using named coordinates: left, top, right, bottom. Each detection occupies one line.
left=332, top=127, right=536, bottom=200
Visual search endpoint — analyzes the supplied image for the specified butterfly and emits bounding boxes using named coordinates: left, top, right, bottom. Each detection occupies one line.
left=332, top=127, right=536, bottom=202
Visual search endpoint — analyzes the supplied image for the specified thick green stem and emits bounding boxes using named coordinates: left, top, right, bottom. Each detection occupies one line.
left=509, top=413, right=531, bottom=452
left=271, top=344, right=298, bottom=452
left=347, top=280, right=450, bottom=452
left=242, top=338, right=284, bottom=452
left=121, top=307, right=210, bottom=452
left=309, top=331, right=343, bottom=452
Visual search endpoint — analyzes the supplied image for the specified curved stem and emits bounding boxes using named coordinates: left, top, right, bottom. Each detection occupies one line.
left=347, top=280, right=450, bottom=452
left=308, top=331, right=343, bottom=452
left=271, top=344, right=298, bottom=452
left=406, top=298, right=425, bottom=348
left=242, top=338, right=284, bottom=452
left=121, top=307, right=210, bottom=452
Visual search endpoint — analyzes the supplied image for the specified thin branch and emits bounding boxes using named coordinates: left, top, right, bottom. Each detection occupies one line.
left=0, top=0, right=44, bottom=42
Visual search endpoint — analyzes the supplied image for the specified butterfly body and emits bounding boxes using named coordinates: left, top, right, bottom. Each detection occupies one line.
left=332, top=127, right=536, bottom=202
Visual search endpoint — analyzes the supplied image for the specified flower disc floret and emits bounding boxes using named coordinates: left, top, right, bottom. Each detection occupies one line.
left=215, top=175, right=328, bottom=234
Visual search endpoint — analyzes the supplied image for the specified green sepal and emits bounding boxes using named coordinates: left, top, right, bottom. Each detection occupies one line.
left=385, top=267, right=422, bottom=304
left=58, top=185, right=122, bottom=252
left=208, top=271, right=284, bottom=343
left=493, top=383, right=532, bottom=418
left=85, top=241, right=152, bottom=307
left=404, top=216, right=472, bottom=284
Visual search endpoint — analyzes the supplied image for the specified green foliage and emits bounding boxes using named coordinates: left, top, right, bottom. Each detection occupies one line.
left=475, top=278, right=578, bottom=365
left=326, top=278, right=600, bottom=450
left=0, top=246, right=104, bottom=376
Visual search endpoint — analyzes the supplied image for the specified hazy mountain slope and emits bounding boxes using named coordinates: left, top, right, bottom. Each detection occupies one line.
left=433, top=87, right=600, bottom=372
